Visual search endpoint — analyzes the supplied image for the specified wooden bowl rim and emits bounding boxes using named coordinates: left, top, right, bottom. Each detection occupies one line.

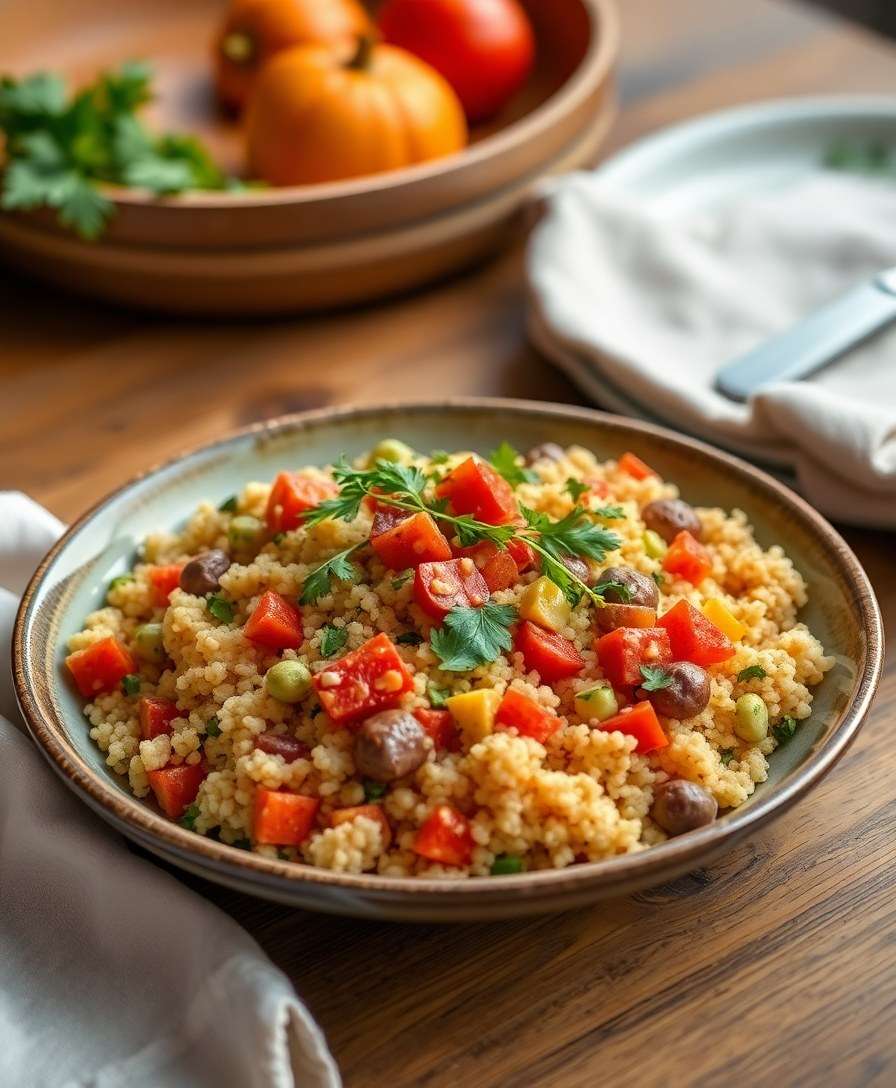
left=13, top=399, right=884, bottom=902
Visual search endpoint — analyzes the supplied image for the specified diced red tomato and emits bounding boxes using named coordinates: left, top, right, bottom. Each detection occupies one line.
left=594, top=603, right=658, bottom=635
left=255, top=731, right=310, bottom=763
left=370, top=501, right=410, bottom=539
left=506, top=536, right=537, bottom=573
left=435, top=456, right=518, bottom=524
left=600, top=700, right=668, bottom=754
left=331, top=804, right=393, bottom=849
left=370, top=511, right=452, bottom=570
left=139, top=696, right=178, bottom=740
left=596, top=626, right=672, bottom=688
left=495, top=688, right=561, bottom=743
left=313, top=632, right=414, bottom=726
left=480, top=549, right=519, bottom=592
left=412, top=805, right=474, bottom=867
left=149, top=565, right=184, bottom=607
left=414, top=557, right=490, bottom=621
left=584, top=476, right=610, bottom=500
left=253, top=788, right=320, bottom=846
left=266, top=471, right=338, bottom=533
left=618, top=451, right=657, bottom=481
left=244, top=590, right=303, bottom=650
left=663, top=530, right=713, bottom=586
left=414, top=707, right=460, bottom=752
left=657, top=600, right=735, bottom=666
left=148, top=762, right=206, bottom=819
left=66, top=637, right=136, bottom=698
left=516, top=621, right=584, bottom=682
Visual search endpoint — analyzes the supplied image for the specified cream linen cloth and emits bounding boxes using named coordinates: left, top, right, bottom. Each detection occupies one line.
left=0, top=493, right=340, bottom=1088
left=527, top=170, right=896, bottom=528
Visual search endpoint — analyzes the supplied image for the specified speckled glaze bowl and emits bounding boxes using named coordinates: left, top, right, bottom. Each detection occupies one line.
left=13, top=400, right=883, bottom=921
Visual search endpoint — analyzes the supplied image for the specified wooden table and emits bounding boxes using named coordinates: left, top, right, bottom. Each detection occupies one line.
left=3, top=1, right=895, bottom=1084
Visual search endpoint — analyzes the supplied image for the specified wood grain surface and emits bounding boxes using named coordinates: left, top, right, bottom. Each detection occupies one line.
left=2, top=1, right=895, bottom=1085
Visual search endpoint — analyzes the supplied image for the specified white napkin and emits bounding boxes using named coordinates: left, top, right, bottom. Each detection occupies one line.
left=0, top=494, right=340, bottom=1088
left=527, top=170, right=896, bottom=528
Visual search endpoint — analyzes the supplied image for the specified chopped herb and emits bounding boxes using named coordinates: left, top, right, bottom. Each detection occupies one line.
left=107, top=574, right=135, bottom=594
left=180, top=803, right=200, bottom=830
left=206, top=715, right=221, bottom=737
left=490, top=854, right=525, bottom=875
left=772, top=717, right=799, bottom=745
left=737, top=665, right=767, bottom=683
left=121, top=673, right=141, bottom=696
left=396, top=631, right=423, bottom=646
left=300, top=543, right=361, bottom=605
left=564, top=478, right=588, bottom=503
left=639, top=664, right=673, bottom=691
left=430, top=602, right=517, bottom=671
left=598, top=580, right=634, bottom=604
left=320, top=625, right=348, bottom=658
left=391, top=570, right=413, bottom=590
left=206, top=595, right=234, bottom=623
left=272, top=532, right=286, bottom=546
left=592, top=504, right=626, bottom=520
left=427, top=684, right=451, bottom=708
left=652, top=571, right=665, bottom=587
left=430, top=450, right=450, bottom=464
left=218, top=495, right=238, bottom=513
left=823, top=141, right=894, bottom=175
left=488, top=441, right=537, bottom=487
left=363, top=780, right=387, bottom=802
left=719, top=748, right=735, bottom=766
left=230, top=838, right=252, bottom=850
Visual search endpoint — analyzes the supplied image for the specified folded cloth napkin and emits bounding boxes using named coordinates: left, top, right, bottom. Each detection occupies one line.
left=0, top=494, right=340, bottom=1088
left=527, top=169, right=896, bottom=528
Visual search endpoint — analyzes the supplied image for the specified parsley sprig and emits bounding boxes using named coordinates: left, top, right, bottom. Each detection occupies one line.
left=430, top=602, right=517, bottom=671
left=300, top=543, right=362, bottom=605
left=489, top=442, right=537, bottom=487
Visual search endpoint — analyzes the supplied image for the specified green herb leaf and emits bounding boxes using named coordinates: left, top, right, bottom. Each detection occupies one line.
left=430, top=602, right=517, bottom=671
left=737, top=665, right=767, bottom=683
left=592, top=504, right=626, bottom=520
left=107, top=574, right=135, bottom=594
left=488, top=441, right=537, bottom=488
left=427, top=684, right=451, bottom=708
left=652, top=571, right=665, bottom=587
left=772, top=717, right=799, bottom=745
left=180, top=803, right=200, bottom=830
left=300, top=544, right=360, bottom=605
left=396, top=631, right=423, bottom=646
left=121, top=673, right=141, bottom=696
left=363, top=780, right=387, bottom=802
left=206, top=595, right=234, bottom=623
left=320, top=625, right=348, bottom=658
left=391, top=570, right=413, bottom=590
left=564, top=478, right=588, bottom=503
left=597, top=580, right=633, bottom=603
left=719, top=748, right=735, bottom=766
left=272, top=532, right=286, bottom=546
left=521, top=504, right=622, bottom=565
left=218, top=495, right=238, bottom=513
left=206, top=715, right=221, bottom=737
left=490, top=854, right=525, bottom=875
left=639, top=664, right=673, bottom=691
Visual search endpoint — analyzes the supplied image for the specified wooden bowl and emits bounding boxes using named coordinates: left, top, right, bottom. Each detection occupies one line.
left=14, top=400, right=883, bottom=922
left=0, top=0, right=619, bottom=312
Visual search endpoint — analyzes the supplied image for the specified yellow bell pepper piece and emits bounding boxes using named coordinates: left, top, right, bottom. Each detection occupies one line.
left=702, top=598, right=747, bottom=642
left=445, top=689, right=501, bottom=745
left=519, top=575, right=570, bottom=632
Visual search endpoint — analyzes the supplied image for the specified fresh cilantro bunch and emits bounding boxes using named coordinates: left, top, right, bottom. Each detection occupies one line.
left=0, top=63, right=235, bottom=239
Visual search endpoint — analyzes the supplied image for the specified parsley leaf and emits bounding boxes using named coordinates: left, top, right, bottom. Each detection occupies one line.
left=597, top=580, right=633, bottom=603
left=121, top=673, right=141, bottom=696
left=521, top=504, right=621, bottom=565
left=319, top=625, right=348, bottom=658
left=396, top=631, right=423, bottom=646
left=430, top=602, right=517, bottom=671
left=218, top=495, right=238, bottom=513
left=737, top=665, right=767, bottom=682
left=206, top=715, right=221, bottom=737
left=180, top=803, right=200, bottom=830
left=591, top=504, right=626, bottom=520
left=207, top=595, right=234, bottom=623
left=772, top=717, right=799, bottom=745
left=391, top=570, right=413, bottom=590
left=639, top=664, right=673, bottom=691
left=427, top=684, right=451, bottom=708
left=300, top=544, right=360, bottom=605
left=719, top=748, right=735, bottom=766
left=564, top=478, right=588, bottom=503
left=363, top=780, right=387, bottom=802
left=489, top=441, right=537, bottom=487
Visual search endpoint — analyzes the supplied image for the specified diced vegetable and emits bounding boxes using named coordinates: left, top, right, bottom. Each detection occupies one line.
left=412, top=805, right=474, bottom=867
left=596, top=626, right=672, bottom=688
left=331, top=803, right=393, bottom=848
left=480, top=549, right=519, bottom=592
left=642, top=529, right=667, bottom=559
left=313, top=632, right=414, bottom=726
left=255, top=731, right=309, bottom=762
left=266, top=471, right=338, bottom=533
left=228, top=515, right=265, bottom=551
left=574, top=683, right=619, bottom=722
left=134, top=622, right=167, bottom=664
left=594, top=603, right=658, bottom=635
left=66, top=637, right=136, bottom=698
left=445, top=688, right=501, bottom=744
left=435, top=456, right=518, bottom=524
left=491, top=854, right=525, bottom=875
left=264, top=659, right=312, bottom=703
left=370, top=511, right=452, bottom=569
left=662, top=530, right=712, bottom=585
left=139, top=696, right=178, bottom=740
left=244, top=590, right=303, bottom=650
left=519, top=575, right=570, bottom=632
left=149, top=565, right=184, bottom=607
left=414, top=557, right=490, bottom=621
left=368, top=438, right=416, bottom=465
left=657, top=600, right=735, bottom=666
left=734, top=693, right=769, bottom=743
left=451, top=539, right=528, bottom=590
left=506, top=536, right=537, bottom=573
left=414, top=707, right=460, bottom=751
left=495, top=688, right=560, bottom=743
left=121, top=673, right=141, bottom=696
left=618, top=452, right=657, bottom=480
left=253, top=788, right=320, bottom=846
left=599, top=700, right=668, bottom=754
left=515, top=621, right=584, bottom=681
left=371, top=501, right=410, bottom=538
left=701, top=598, right=747, bottom=642
left=148, top=762, right=206, bottom=819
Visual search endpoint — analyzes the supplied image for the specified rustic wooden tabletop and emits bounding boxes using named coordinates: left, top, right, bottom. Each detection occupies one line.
left=3, top=1, right=895, bottom=1084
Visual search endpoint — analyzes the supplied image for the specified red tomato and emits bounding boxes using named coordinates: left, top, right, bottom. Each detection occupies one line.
left=313, top=632, right=414, bottom=726
left=506, top=536, right=536, bottom=573
left=480, top=549, right=519, bottom=592
left=594, top=603, right=658, bottom=635
left=595, top=626, right=672, bottom=688
left=412, top=804, right=474, bottom=866
left=244, top=590, right=303, bottom=650
left=148, top=762, right=206, bottom=819
left=414, top=557, right=490, bottom=620
left=331, top=804, right=393, bottom=848
left=253, top=788, right=319, bottom=845
left=656, top=600, right=735, bottom=666
left=380, top=0, right=535, bottom=123
left=495, top=688, right=561, bottom=743
left=139, top=697, right=178, bottom=740
left=370, top=501, right=410, bottom=538
left=663, top=530, right=713, bottom=586
left=66, top=637, right=136, bottom=698
left=435, top=456, right=518, bottom=524
left=618, top=451, right=657, bottom=481
left=266, top=471, right=337, bottom=533
left=370, top=511, right=452, bottom=569
left=515, top=621, right=584, bottom=682
left=584, top=477, right=610, bottom=500
left=414, top=707, right=460, bottom=751
left=599, top=701, right=668, bottom=754
left=255, top=731, right=310, bottom=763
left=149, top=565, right=184, bottom=607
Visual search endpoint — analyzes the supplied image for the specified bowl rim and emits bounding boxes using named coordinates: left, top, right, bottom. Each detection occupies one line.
left=94, top=0, right=619, bottom=212
left=13, top=397, right=884, bottom=899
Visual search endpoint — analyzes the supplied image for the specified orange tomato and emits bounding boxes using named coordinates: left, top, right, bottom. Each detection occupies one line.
left=246, top=37, right=468, bottom=186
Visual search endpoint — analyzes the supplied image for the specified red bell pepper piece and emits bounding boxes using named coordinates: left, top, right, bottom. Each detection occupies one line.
left=600, top=700, right=668, bottom=754
left=414, top=707, right=460, bottom=752
left=149, top=565, right=184, bottom=607
left=596, top=626, right=672, bottom=688
left=480, top=549, right=519, bottom=592
left=594, top=603, right=658, bottom=635
left=148, top=762, right=206, bottom=818
left=515, top=621, right=584, bottom=682
left=313, top=632, right=414, bottom=726
left=618, top=451, right=657, bottom=481
left=331, top=804, right=393, bottom=848
left=265, top=471, right=338, bottom=533
left=657, top=599, right=735, bottom=666
left=584, top=476, right=610, bottom=500
left=139, top=696, right=178, bottom=740
left=663, top=530, right=713, bottom=585
left=66, top=637, right=136, bottom=698
left=370, top=511, right=452, bottom=569
left=244, top=590, right=303, bottom=650
left=253, top=788, right=320, bottom=845
left=412, top=805, right=474, bottom=867
left=495, top=688, right=561, bottom=743
left=435, top=456, right=518, bottom=524
left=414, top=557, right=490, bottom=620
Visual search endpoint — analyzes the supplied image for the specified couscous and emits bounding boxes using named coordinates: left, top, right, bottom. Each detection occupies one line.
left=66, top=441, right=834, bottom=877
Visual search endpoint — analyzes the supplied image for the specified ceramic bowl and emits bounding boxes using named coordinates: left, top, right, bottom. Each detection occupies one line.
left=14, top=400, right=883, bottom=921
left=0, top=0, right=618, bottom=312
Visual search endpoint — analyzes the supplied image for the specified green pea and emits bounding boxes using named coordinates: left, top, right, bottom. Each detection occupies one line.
left=134, top=622, right=166, bottom=665
left=491, top=855, right=525, bottom=876
left=264, top=659, right=312, bottom=704
left=368, top=438, right=415, bottom=466
left=734, top=693, right=769, bottom=743
left=574, top=683, right=619, bottom=723
left=643, top=529, right=667, bottom=559
left=228, top=515, right=264, bottom=551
